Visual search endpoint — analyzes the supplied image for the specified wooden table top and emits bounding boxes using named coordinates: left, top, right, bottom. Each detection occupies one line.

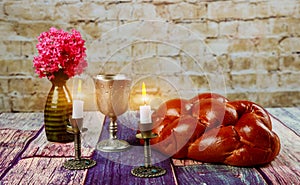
left=0, top=108, right=299, bottom=185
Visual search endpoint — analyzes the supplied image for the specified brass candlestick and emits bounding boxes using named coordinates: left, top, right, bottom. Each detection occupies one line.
left=63, top=118, right=96, bottom=170
left=94, top=74, right=131, bottom=152
left=131, top=123, right=166, bottom=178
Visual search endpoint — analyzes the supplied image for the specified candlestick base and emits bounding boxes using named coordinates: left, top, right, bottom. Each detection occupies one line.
left=63, top=117, right=97, bottom=170
left=131, top=165, right=166, bottom=178
left=63, top=159, right=96, bottom=170
left=132, top=122, right=167, bottom=178
left=96, top=139, right=130, bottom=152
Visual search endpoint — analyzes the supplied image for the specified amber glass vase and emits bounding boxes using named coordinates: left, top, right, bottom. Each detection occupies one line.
left=44, top=70, right=74, bottom=143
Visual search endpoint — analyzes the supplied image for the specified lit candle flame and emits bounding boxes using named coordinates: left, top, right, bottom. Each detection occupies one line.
left=142, top=82, right=147, bottom=105
left=78, top=79, right=82, bottom=94
left=76, top=79, right=83, bottom=100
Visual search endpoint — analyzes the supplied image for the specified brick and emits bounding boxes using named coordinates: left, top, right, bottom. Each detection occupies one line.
left=180, top=54, right=203, bottom=72
left=255, top=38, right=280, bottom=54
left=279, top=73, right=300, bottom=89
left=258, top=91, right=300, bottom=107
left=269, top=18, right=289, bottom=36
left=230, top=56, right=254, bottom=72
left=0, top=3, right=4, bottom=20
left=280, top=55, right=300, bottom=72
left=21, top=41, right=35, bottom=58
left=200, top=56, right=226, bottom=74
left=228, top=39, right=255, bottom=53
left=13, top=23, right=62, bottom=39
left=55, top=2, right=106, bottom=22
left=131, top=42, right=157, bottom=59
left=231, top=73, right=257, bottom=90
left=216, top=54, right=231, bottom=73
left=11, top=93, right=47, bottom=112
left=205, top=38, right=230, bottom=55
left=157, top=57, right=182, bottom=75
left=155, top=4, right=171, bottom=20
left=166, top=24, right=194, bottom=42
left=108, top=3, right=132, bottom=20
left=169, top=3, right=206, bottom=20
left=0, top=60, right=9, bottom=75
left=35, top=78, right=52, bottom=94
left=77, top=22, right=102, bottom=40
left=181, top=39, right=206, bottom=58
left=7, top=59, right=35, bottom=76
left=132, top=4, right=157, bottom=20
left=279, top=37, right=300, bottom=53
left=8, top=78, right=35, bottom=94
left=190, top=74, right=210, bottom=91
left=208, top=1, right=255, bottom=20
left=0, top=78, right=8, bottom=93
left=238, top=20, right=270, bottom=38
left=226, top=92, right=259, bottom=103
left=267, top=1, right=298, bottom=17
left=1, top=40, right=21, bottom=58
left=102, top=61, right=132, bottom=74
left=256, top=73, right=279, bottom=90
left=4, top=2, right=55, bottom=21
left=287, top=18, right=300, bottom=36
left=157, top=43, right=180, bottom=56
left=219, top=21, right=239, bottom=37
left=0, top=21, right=16, bottom=40
left=254, top=1, right=298, bottom=19
left=132, top=58, right=161, bottom=75
left=185, top=21, right=218, bottom=38
left=0, top=95, right=11, bottom=112
left=254, top=55, right=279, bottom=72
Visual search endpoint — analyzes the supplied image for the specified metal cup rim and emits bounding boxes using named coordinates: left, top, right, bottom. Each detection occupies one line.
left=94, top=74, right=130, bottom=81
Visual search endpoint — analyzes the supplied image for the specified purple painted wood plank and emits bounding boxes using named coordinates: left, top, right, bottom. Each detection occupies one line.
left=0, top=113, right=44, bottom=130
left=85, top=112, right=177, bottom=185
left=257, top=116, right=300, bottom=185
left=267, top=108, right=300, bottom=136
left=0, top=128, right=38, bottom=178
left=173, top=163, right=267, bottom=185
left=1, top=157, right=87, bottom=185
left=21, top=132, right=94, bottom=158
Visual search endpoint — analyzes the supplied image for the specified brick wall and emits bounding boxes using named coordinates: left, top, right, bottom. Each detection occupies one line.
left=0, top=0, right=300, bottom=112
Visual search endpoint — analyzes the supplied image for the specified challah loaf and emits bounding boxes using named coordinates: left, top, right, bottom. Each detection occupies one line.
left=150, top=93, right=280, bottom=166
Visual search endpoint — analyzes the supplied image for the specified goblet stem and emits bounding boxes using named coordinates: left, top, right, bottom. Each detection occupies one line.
left=109, top=116, right=117, bottom=140
left=96, top=116, right=130, bottom=152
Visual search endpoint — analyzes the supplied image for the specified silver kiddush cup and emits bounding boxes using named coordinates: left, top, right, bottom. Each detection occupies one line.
left=94, top=74, right=131, bottom=152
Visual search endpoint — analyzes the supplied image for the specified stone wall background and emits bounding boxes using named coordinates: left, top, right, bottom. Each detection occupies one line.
left=0, top=0, right=300, bottom=112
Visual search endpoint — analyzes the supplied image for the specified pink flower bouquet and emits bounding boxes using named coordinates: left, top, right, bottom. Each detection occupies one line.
left=33, top=27, right=87, bottom=80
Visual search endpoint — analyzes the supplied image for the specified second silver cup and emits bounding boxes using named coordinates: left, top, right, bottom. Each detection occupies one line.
left=94, top=74, right=131, bottom=152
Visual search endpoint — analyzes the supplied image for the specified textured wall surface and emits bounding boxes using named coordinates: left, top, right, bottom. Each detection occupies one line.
left=0, top=0, right=300, bottom=112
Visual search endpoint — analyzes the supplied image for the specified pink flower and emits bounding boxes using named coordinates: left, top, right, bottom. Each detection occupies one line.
left=33, top=27, right=88, bottom=80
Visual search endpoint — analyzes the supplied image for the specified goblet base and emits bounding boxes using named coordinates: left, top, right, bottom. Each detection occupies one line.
left=131, top=166, right=166, bottom=178
left=96, top=139, right=130, bottom=152
left=63, top=159, right=96, bottom=170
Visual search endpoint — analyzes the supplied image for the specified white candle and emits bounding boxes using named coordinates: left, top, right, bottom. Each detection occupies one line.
left=139, top=82, right=152, bottom=124
left=140, top=105, right=151, bottom=123
left=72, top=100, right=84, bottom=118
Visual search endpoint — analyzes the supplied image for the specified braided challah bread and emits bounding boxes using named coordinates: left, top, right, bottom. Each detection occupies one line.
left=150, top=93, right=280, bottom=166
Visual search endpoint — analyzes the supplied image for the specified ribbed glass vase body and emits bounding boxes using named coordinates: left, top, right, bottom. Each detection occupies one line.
left=44, top=72, right=74, bottom=143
